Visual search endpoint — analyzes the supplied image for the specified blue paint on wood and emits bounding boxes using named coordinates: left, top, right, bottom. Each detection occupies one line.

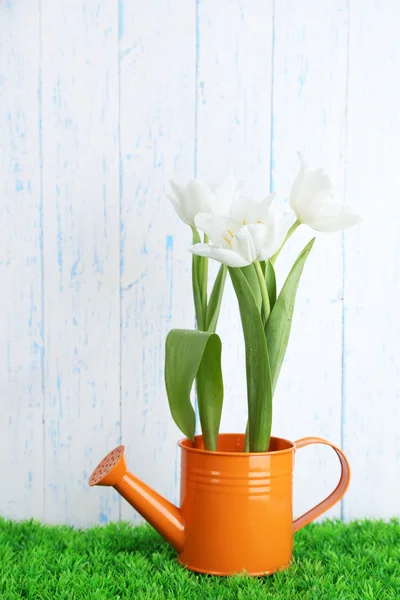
left=55, top=184, right=63, bottom=287
left=99, top=512, right=108, bottom=524
left=28, top=283, right=35, bottom=327
left=93, top=250, right=103, bottom=274
left=118, top=0, right=124, bottom=40
left=298, top=71, right=306, bottom=92
left=70, top=251, right=80, bottom=279
left=165, top=235, right=173, bottom=251
left=120, top=219, right=125, bottom=273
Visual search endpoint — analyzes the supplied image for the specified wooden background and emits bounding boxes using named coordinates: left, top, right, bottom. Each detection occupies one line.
left=1, top=0, right=399, bottom=527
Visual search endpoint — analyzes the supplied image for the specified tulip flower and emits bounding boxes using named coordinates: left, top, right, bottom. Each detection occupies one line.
left=190, top=220, right=281, bottom=267
left=165, top=160, right=360, bottom=455
left=190, top=193, right=292, bottom=267
left=290, top=155, right=360, bottom=232
left=169, top=176, right=241, bottom=226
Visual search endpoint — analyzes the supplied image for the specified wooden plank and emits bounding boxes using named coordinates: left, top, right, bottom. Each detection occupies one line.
left=270, top=0, right=349, bottom=520
left=196, top=0, right=273, bottom=435
left=0, top=1, right=43, bottom=521
left=41, top=0, right=120, bottom=526
left=119, top=0, right=197, bottom=521
left=343, top=0, right=400, bottom=519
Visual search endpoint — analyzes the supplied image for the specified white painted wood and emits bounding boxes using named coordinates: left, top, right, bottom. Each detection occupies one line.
left=1, top=0, right=399, bottom=526
left=41, top=0, right=120, bottom=526
left=343, top=0, right=400, bottom=519
left=0, top=1, right=43, bottom=521
left=119, top=0, right=197, bottom=521
left=196, top=0, right=273, bottom=435
left=270, top=0, right=349, bottom=521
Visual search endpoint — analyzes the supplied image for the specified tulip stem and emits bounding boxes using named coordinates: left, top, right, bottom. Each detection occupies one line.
left=201, top=234, right=209, bottom=324
left=254, top=260, right=270, bottom=322
left=191, top=226, right=205, bottom=330
left=271, top=220, right=301, bottom=265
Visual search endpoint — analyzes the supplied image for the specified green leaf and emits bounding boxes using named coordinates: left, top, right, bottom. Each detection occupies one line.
left=165, top=329, right=223, bottom=449
left=240, top=265, right=262, bottom=312
left=205, top=264, right=227, bottom=333
left=229, top=267, right=272, bottom=452
left=266, top=238, right=315, bottom=393
left=265, top=259, right=277, bottom=310
left=196, top=338, right=224, bottom=450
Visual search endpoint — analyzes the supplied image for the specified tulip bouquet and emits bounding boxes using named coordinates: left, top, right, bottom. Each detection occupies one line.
left=165, top=156, right=360, bottom=453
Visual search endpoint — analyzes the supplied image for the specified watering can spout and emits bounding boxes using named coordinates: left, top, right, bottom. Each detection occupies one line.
left=89, top=446, right=184, bottom=553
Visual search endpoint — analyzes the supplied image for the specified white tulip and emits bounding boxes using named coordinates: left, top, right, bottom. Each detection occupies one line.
left=189, top=203, right=289, bottom=267
left=230, top=191, right=276, bottom=224
left=290, top=155, right=361, bottom=232
left=169, top=176, right=241, bottom=226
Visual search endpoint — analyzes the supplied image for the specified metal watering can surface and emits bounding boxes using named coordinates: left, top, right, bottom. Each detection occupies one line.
left=89, top=434, right=350, bottom=576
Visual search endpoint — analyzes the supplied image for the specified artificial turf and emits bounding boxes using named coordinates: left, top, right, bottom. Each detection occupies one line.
left=0, top=518, right=399, bottom=599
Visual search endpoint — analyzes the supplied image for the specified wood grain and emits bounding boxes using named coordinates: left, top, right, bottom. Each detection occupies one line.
left=119, top=0, right=197, bottom=522
left=343, top=0, right=400, bottom=519
left=41, top=0, right=120, bottom=525
left=196, top=0, right=273, bottom=437
left=270, top=0, right=349, bottom=521
left=0, top=0, right=43, bottom=521
left=1, top=0, right=398, bottom=525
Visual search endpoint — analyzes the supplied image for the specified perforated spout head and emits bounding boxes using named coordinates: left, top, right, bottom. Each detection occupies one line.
left=89, top=445, right=127, bottom=487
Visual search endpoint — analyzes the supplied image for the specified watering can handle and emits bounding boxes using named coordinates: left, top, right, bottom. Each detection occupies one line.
left=292, top=437, right=351, bottom=533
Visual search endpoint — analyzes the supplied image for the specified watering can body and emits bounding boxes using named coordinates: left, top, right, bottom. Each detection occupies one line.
left=89, top=433, right=350, bottom=576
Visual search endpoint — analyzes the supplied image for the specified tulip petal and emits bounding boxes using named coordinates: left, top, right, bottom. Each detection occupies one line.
left=168, top=193, right=192, bottom=225
left=195, top=213, right=241, bottom=247
left=231, top=228, right=258, bottom=264
left=289, top=162, right=306, bottom=214
left=211, top=176, right=242, bottom=214
left=259, top=192, right=278, bottom=223
left=188, top=242, right=215, bottom=258
left=169, top=179, right=215, bottom=226
left=169, top=179, right=187, bottom=204
left=246, top=223, right=272, bottom=259
left=186, top=180, right=216, bottom=217
left=189, top=243, right=250, bottom=267
left=230, top=192, right=276, bottom=225
left=310, top=210, right=362, bottom=232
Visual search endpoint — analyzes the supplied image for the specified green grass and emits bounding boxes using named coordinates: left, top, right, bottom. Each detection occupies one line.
left=1, top=518, right=399, bottom=599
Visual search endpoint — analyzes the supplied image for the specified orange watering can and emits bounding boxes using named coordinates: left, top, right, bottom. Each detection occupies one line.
left=89, top=433, right=350, bottom=576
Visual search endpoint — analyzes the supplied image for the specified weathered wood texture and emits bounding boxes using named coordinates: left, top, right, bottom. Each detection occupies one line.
left=270, top=0, right=348, bottom=521
left=40, top=0, right=121, bottom=526
left=0, top=0, right=398, bottom=524
left=342, top=0, right=400, bottom=520
left=0, top=0, right=43, bottom=521
left=119, top=0, right=197, bottom=522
